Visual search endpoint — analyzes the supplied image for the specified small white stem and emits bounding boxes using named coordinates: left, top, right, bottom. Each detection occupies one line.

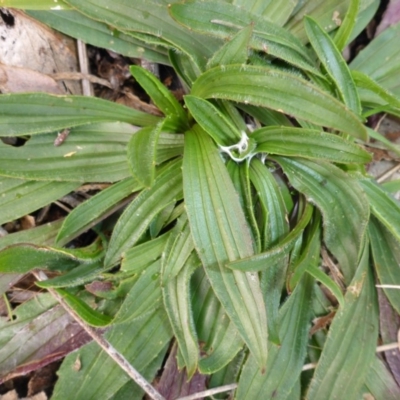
left=176, top=383, right=238, bottom=400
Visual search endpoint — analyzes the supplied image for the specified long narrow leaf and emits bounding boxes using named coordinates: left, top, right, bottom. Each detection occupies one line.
left=183, top=125, right=268, bottom=368
left=253, top=126, right=371, bottom=163
left=0, top=93, right=158, bottom=136
left=273, top=156, right=369, bottom=283
left=192, top=65, right=367, bottom=139
left=305, top=16, right=361, bottom=115
left=105, top=159, right=183, bottom=267
left=237, top=273, right=314, bottom=399
left=306, top=241, right=379, bottom=399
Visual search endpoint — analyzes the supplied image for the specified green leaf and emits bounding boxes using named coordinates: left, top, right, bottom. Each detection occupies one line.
left=192, top=65, right=367, bottom=140
left=306, top=264, right=345, bottom=308
left=237, top=273, right=314, bottom=399
left=183, top=125, right=268, bottom=368
left=228, top=202, right=313, bottom=272
left=304, top=16, right=361, bottom=115
left=130, top=65, right=187, bottom=125
left=207, top=24, right=253, bottom=69
left=334, top=0, right=360, bottom=51
left=306, top=241, right=379, bottom=400
left=369, top=217, right=400, bottom=315
left=360, top=178, right=400, bottom=242
left=55, top=288, right=112, bottom=327
left=120, top=232, right=170, bottom=274
left=0, top=177, right=79, bottom=225
left=127, top=124, right=161, bottom=187
left=352, top=70, right=400, bottom=110
left=161, top=214, right=194, bottom=284
left=0, top=93, right=158, bottom=136
left=184, top=95, right=242, bottom=146
left=0, top=0, right=70, bottom=9
left=105, top=159, right=183, bottom=267
left=273, top=157, right=369, bottom=283
left=365, top=357, right=400, bottom=400
left=350, top=22, right=400, bottom=98
left=285, top=0, right=353, bottom=43
left=170, top=1, right=319, bottom=75
left=249, top=158, right=289, bottom=342
left=253, top=126, right=371, bottom=163
left=190, top=268, right=244, bottom=374
left=162, top=252, right=200, bottom=378
left=36, top=261, right=106, bottom=289
left=0, top=244, right=81, bottom=274
left=65, top=0, right=222, bottom=70
left=128, top=119, right=183, bottom=188
left=226, top=160, right=261, bottom=252
left=0, top=123, right=135, bottom=182
left=57, top=177, right=141, bottom=246
left=52, top=309, right=172, bottom=399
left=113, top=260, right=163, bottom=324
left=28, top=10, right=169, bottom=64
left=0, top=220, right=63, bottom=251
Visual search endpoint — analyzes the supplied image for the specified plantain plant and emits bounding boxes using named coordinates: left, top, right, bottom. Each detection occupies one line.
left=1, top=0, right=400, bottom=399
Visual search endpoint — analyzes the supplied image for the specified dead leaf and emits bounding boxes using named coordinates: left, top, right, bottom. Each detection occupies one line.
left=0, top=9, right=80, bottom=94
left=376, top=0, right=400, bottom=35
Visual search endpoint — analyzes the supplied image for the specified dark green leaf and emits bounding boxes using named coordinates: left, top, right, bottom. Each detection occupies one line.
left=65, top=0, right=222, bottom=70
left=184, top=95, right=242, bottom=146
left=57, top=177, right=141, bottom=246
left=113, top=260, right=163, bottom=324
left=273, top=157, right=369, bottom=283
left=207, top=24, right=253, bottom=69
left=121, top=232, right=170, bottom=274
left=305, top=16, right=361, bottom=115
left=183, top=125, right=268, bottom=368
left=237, top=274, right=314, bottom=399
left=0, top=123, right=135, bottom=182
left=170, top=1, right=319, bottom=75
left=360, top=178, right=400, bottom=242
left=229, top=202, right=313, bottom=272
left=0, top=177, right=79, bottom=225
left=28, top=10, right=169, bottom=64
left=130, top=65, right=187, bottom=125
left=162, top=252, right=200, bottom=378
left=253, top=126, right=371, bottom=163
left=369, top=217, right=400, bottom=315
left=162, top=214, right=194, bottom=284
left=0, top=93, right=158, bottom=136
left=306, top=241, right=379, bottom=399
left=56, top=288, right=112, bottom=327
left=192, top=65, right=367, bottom=139
left=52, top=309, right=172, bottom=399
left=105, top=159, right=183, bottom=267
left=190, top=268, right=244, bottom=374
